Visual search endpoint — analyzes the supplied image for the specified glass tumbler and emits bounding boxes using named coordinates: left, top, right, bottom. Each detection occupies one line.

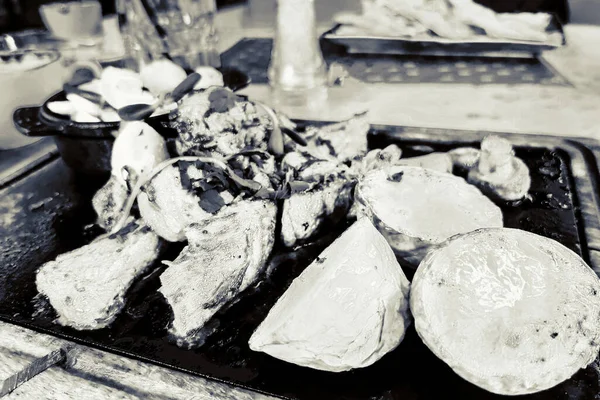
left=117, top=0, right=220, bottom=71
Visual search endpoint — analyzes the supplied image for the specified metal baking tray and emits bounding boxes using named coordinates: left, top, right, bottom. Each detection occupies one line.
left=321, top=15, right=566, bottom=58
left=1, top=124, right=600, bottom=400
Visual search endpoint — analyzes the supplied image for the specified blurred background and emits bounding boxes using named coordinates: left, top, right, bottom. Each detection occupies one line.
left=2, top=0, right=599, bottom=34
left=0, top=0, right=243, bottom=33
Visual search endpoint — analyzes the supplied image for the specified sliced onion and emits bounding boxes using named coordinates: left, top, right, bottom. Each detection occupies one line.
left=255, top=102, right=284, bottom=156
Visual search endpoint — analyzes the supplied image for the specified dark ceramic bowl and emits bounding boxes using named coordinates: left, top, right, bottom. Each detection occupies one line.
left=13, top=67, right=251, bottom=176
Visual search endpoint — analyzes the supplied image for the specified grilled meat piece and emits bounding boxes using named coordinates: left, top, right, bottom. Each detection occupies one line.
left=159, top=200, right=277, bottom=348
left=92, top=175, right=129, bottom=231
left=36, top=222, right=162, bottom=330
left=279, top=144, right=357, bottom=248
left=354, top=145, right=403, bottom=175
left=303, top=115, right=369, bottom=162
left=137, top=165, right=213, bottom=242
left=281, top=179, right=354, bottom=248
left=172, top=88, right=271, bottom=157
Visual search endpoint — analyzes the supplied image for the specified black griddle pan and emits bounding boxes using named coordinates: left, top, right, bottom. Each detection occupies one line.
left=1, top=123, right=600, bottom=400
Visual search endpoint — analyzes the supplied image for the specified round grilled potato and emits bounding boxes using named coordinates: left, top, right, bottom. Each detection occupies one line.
left=411, top=228, right=600, bottom=395
left=355, top=166, right=503, bottom=267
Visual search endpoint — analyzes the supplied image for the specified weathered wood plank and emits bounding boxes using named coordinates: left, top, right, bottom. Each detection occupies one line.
left=0, top=324, right=67, bottom=397
left=0, top=322, right=271, bottom=399
left=0, top=347, right=64, bottom=397
left=3, top=366, right=139, bottom=400
left=62, top=346, right=272, bottom=400
left=2, top=344, right=273, bottom=399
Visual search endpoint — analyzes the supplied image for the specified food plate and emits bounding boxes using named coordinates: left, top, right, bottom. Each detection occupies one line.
left=321, top=16, right=566, bottom=58
left=1, top=124, right=600, bottom=399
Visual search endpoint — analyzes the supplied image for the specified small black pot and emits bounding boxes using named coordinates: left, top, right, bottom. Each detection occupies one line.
left=12, top=68, right=251, bottom=176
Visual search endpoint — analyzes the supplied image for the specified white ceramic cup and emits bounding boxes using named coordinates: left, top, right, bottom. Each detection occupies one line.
left=0, top=51, right=66, bottom=150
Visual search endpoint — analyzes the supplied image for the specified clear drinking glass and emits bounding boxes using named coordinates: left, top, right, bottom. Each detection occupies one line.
left=116, top=0, right=220, bottom=71
left=39, top=1, right=105, bottom=67
left=269, top=0, right=328, bottom=107
left=39, top=1, right=104, bottom=47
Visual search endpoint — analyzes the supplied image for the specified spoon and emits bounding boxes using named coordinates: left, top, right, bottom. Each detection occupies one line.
left=118, top=72, right=202, bottom=121
left=67, top=66, right=97, bottom=87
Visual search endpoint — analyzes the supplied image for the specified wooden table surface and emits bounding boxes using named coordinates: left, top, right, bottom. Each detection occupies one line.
left=3, top=5, right=600, bottom=399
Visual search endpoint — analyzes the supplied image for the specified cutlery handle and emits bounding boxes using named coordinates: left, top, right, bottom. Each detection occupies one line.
left=13, top=106, right=62, bottom=137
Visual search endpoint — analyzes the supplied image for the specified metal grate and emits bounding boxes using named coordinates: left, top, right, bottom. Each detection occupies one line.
left=221, top=38, right=570, bottom=86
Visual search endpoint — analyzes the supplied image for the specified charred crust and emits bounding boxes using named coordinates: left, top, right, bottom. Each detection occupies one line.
left=144, top=184, right=157, bottom=203
left=314, top=137, right=336, bottom=156
left=108, top=221, right=139, bottom=241
left=550, top=332, right=558, bottom=339
left=388, top=171, right=404, bottom=182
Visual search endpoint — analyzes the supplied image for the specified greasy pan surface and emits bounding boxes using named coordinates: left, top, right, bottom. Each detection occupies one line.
left=0, top=126, right=597, bottom=400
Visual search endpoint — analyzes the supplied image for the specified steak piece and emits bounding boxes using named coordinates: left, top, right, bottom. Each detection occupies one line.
left=159, top=200, right=277, bottom=348
left=92, top=175, right=128, bottom=231
left=137, top=165, right=212, bottom=242
left=280, top=179, right=354, bottom=248
left=36, top=222, right=162, bottom=330
left=250, top=218, right=411, bottom=372
left=303, top=115, right=370, bottom=162
left=411, top=228, right=600, bottom=395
